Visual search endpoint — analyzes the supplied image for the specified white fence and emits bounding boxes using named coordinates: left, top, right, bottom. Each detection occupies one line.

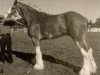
left=10, top=27, right=27, bottom=33
left=88, top=28, right=100, bottom=32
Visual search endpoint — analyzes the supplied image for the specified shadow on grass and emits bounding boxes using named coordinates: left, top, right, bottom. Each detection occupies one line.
left=11, top=50, right=81, bottom=73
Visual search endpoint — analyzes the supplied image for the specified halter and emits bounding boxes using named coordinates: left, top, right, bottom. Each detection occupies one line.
left=5, top=7, right=25, bottom=26
left=14, top=20, right=24, bottom=26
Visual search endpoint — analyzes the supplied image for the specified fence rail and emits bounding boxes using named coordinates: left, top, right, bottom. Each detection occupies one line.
left=88, top=28, right=100, bottom=32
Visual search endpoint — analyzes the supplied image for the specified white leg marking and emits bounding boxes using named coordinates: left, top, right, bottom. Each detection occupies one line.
left=76, top=41, right=91, bottom=75
left=88, top=48, right=97, bottom=73
left=79, top=48, right=91, bottom=75
left=34, top=46, right=44, bottom=70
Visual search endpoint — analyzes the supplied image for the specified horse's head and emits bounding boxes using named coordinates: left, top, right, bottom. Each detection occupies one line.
left=6, top=0, right=40, bottom=27
left=5, top=0, right=27, bottom=27
left=6, top=0, right=22, bottom=19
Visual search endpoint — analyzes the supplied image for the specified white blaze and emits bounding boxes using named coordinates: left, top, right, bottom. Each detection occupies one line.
left=4, top=8, right=11, bottom=18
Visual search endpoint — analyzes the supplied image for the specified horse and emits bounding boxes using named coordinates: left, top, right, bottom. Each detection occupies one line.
left=6, top=0, right=97, bottom=75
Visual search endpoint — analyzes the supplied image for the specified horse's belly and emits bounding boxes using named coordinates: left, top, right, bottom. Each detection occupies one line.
left=41, top=14, right=67, bottom=39
left=41, top=31, right=66, bottom=39
left=41, top=24, right=66, bottom=39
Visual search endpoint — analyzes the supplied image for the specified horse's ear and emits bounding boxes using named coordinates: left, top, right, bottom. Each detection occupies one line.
left=14, top=0, right=18, bottom=5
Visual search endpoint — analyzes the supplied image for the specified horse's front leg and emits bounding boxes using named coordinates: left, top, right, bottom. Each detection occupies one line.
left=31, top=37, right=44, bottom=70
left=28, top=25, right=44, bottom=70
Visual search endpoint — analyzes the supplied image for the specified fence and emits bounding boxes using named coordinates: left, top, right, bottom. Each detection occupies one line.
left=88, top=28, right=100, bottom=32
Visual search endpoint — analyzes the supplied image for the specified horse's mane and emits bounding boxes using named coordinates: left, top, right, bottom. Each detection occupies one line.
left=18, top=2, right=50, bottom=16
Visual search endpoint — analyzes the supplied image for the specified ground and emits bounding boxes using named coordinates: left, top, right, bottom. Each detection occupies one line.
left=0, top=32, right=100, bottom=75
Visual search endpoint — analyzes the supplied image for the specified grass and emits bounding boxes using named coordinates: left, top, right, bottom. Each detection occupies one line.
left=0, top=32, right=100, bottom=75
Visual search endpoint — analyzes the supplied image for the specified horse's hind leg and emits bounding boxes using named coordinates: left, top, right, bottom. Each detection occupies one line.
left=82, top=37, right=97, bottom=71
left=74, top=35, right=97, bottom=75
left=88, top=48, right=97, bottom=71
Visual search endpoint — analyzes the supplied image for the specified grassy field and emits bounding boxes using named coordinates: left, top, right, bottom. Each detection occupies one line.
left=0, top=32, right=100, bottom=75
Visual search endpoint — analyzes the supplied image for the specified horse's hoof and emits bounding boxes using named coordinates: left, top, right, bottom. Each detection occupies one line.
left=34, top=64, right=44, bottom=70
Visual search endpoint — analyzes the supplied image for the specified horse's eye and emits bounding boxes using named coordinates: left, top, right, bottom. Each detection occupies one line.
left=12, top=7, right=15, bottom=10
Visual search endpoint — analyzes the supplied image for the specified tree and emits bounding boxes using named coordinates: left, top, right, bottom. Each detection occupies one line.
left=94, top=17, right=100, bottom=28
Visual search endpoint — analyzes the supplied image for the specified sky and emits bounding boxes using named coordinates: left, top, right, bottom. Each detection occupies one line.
left=0, top=0, right=100, bottom=23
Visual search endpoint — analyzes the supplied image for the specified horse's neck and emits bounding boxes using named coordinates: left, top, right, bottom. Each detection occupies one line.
left=20, top=9, right=31, bottom=26
left=20, top=4, right=49, bottom=26
left=21, top=7, right=39, bottom=26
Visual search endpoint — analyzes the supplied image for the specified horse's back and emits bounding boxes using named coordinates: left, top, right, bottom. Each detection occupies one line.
left=66, top=11, right=88, bottom=21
